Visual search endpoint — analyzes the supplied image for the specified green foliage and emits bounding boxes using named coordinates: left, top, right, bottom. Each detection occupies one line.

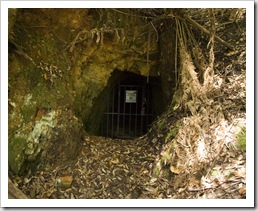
left=153, top=162, right=161, bottom=177
left=235, top=127, right=246, bottom=151
left=227, top=172, right=235, bottom=179
left=165, top=127, right=179, bottom=143
left=170, top=87, right=183, bottom=111
left=156, top=118, right=166, bottom=131
left=211, top=169, right=218, bottom=177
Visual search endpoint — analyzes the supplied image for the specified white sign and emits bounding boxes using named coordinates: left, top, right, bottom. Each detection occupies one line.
left=125, top=90, right=137, bottom=103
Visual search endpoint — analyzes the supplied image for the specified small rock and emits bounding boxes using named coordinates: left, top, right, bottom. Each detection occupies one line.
left=55, top=176, right=73, bottom=190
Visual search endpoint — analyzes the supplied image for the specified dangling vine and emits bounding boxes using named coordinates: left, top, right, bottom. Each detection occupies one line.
left=66, top=27, right=125, bottom=53
left=172, top=9, right=217, bottom=114
left=203, top=8, right=215, bottom=91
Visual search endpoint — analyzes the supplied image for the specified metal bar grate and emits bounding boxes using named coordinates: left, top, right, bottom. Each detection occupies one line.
left=101, top=83, right=154, bottom=139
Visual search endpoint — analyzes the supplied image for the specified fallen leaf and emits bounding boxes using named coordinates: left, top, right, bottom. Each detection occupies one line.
left=170, top=166, right=181, bottom=174
left=239, top=188, right=246, bottom=195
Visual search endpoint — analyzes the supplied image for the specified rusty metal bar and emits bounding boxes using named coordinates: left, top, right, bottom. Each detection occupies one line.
left=117, top=83, right=121, bottom=138
left=134, top=86, right=138, bottom=137
left=107, top=88, right=110, bottom=136
left=129, top=90, right=132, bottom=137
left=123, top=86, right=126, bottom=137
left=111, top=86, right=115, bottom=138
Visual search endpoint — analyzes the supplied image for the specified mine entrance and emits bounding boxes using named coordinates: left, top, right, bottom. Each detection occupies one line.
left=100, top=73, right=155, bottom=139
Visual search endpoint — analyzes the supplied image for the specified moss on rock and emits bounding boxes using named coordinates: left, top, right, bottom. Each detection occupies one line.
left=8, top=137, right=27, bottom=174
left=8, top=8, right=161, bottom=175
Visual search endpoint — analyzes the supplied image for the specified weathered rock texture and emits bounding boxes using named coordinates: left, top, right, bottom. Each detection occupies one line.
left=8, top=9, right=170, bottom=174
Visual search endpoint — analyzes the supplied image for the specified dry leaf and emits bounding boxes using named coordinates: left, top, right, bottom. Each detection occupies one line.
left=234, top=169, right=245, bottom=178
left=111, top=157, right=119, bottom=164
left=170, top=166, right=181, bottom=174
left=239, top=188, right=246, bottom=195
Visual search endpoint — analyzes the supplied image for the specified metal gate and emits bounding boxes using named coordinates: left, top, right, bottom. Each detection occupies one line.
left=100, top=83, right=154, bottom=139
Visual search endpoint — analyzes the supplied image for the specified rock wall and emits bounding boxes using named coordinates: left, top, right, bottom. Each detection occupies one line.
left=8, top=9, right=161, bottom=174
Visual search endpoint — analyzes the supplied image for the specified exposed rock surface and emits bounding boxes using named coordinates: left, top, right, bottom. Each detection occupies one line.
left=8, top=8, right=247, bottom=200
left=8, top=9, right=161, bottom=174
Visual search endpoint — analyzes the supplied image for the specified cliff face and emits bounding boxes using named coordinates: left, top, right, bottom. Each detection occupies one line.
left=8, top=8, right=247, bottom=200
left=8, top=9, right=163, bottom=174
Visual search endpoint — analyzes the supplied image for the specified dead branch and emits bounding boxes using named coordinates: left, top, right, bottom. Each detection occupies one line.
left=184, top=15, right=234, bottom=50
left=8, top=178, right=29, bottom=199
left=9, top=40, right=36, bottom=66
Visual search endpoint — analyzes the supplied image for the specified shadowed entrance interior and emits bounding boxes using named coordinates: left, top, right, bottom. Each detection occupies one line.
left=100, top=71, right=163, bottom=139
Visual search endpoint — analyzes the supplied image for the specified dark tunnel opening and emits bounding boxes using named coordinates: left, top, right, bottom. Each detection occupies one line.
left=99, top=70, right=164, bottom=139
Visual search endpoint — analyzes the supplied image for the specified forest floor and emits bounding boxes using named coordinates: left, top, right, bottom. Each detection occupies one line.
left=8, top=80, right=247, bottom=200
left=9, top=66, right=247, bottom=200
left=9, top=135, right=157, bottom=199
left=9, top=112, right=246, bottom=199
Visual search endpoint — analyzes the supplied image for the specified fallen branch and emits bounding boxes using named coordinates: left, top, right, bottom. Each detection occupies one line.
left=184, top=16, right=234, bottom=50
left=8, top=178, right=29, bottom=199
